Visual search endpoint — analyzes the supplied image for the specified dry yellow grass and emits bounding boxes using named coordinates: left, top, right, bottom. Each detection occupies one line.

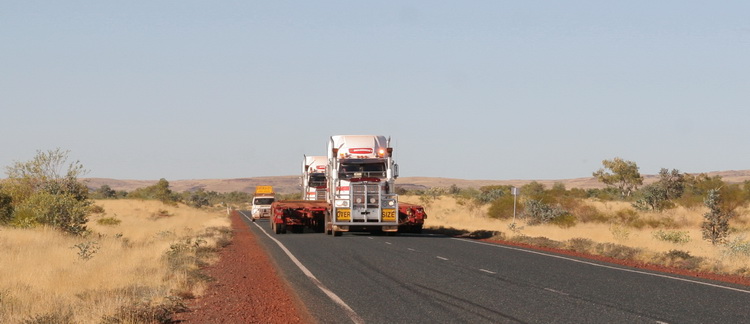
left=401, top=195, right=750, bottom=275
left=0, top=199, right=230, bottom=324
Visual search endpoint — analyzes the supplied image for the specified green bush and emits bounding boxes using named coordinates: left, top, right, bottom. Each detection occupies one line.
left=14, top=192, right=89, bottom=235
left=487, top=195, right=516, bottom=219
left=723, top=236, right=750, bottom=258
left=0, top=191, right=13, bottom=224
left=522, top=200, right=569, bottom=225
left=549, top=213, right=577, bottom=228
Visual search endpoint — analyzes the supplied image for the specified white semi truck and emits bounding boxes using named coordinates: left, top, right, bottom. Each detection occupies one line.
left=302, top=155, right=327, bottom=201
left=325, top=135, right=399, bottom=236
left=250, top=185, right=275, bottom=222
left=269, top=135, right=426, bottom=236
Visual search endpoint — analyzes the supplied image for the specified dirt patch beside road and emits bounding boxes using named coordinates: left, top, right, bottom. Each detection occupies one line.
left=174, top=211, right=309, bottom=323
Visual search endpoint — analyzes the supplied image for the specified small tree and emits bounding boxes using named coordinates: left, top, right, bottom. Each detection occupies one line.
left=702, top=189, right=733, bottom=245
left=593, top=157, right=643, bottom=197
left=657, top=168, right=685, bottom=200
left=1, top=149, right=91, bottom=235
left=633, top=184, right=674, bottom=212
left=92, top=185, right=117, bottom=199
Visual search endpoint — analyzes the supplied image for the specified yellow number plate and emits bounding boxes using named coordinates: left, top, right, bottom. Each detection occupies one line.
left=382, top=209, right=396, bottom=222
left=336, top=209, right=351, bottom=221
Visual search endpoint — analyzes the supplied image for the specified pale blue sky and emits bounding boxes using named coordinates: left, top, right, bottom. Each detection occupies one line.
left=2, top=1, right=748, bottom=181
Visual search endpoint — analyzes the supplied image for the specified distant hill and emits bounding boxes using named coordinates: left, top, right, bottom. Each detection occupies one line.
left=83, top=170, right=750, bottom=195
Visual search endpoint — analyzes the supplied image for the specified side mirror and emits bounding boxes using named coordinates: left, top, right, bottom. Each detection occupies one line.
left=394, top=164, right=399, bottom=179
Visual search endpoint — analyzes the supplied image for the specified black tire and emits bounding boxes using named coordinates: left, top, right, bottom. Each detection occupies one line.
left=273, top=222, right=282, bottom=234
left=333, top=230, right=342, bottom=237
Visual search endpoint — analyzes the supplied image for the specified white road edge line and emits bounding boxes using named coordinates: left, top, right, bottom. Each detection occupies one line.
left=452, top=238, right=750, bottom=294
left=479, top=269, right=497, bottom=274
left=437, top=256, right=449, bottom=261
left=238, top=211, right=365, bottom=324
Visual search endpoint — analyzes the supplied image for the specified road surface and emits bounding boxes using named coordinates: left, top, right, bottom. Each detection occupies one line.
left=238, top=211, right=750, bottom=324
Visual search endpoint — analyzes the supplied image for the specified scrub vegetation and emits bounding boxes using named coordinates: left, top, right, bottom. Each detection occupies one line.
left=0, top=150, right=231, bottom=323
left=402, top=157, right=750, bottom=278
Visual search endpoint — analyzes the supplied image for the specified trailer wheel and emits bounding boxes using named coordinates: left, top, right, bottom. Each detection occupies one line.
left=273, top=222, right=282, bottom=235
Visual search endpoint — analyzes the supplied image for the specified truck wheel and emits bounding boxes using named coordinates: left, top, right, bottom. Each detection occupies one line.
left=273, top=222, right=282, bottom=235
left=413, top=224, right=423, bottom=234
left=333, top=230, right=342, bottom=237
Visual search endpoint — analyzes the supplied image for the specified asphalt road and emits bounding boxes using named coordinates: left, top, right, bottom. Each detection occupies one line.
left=238, top=211, right=750, bottom=324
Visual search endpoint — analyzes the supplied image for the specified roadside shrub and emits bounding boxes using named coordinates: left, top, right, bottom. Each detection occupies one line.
left=574, top=204, right=609, bottom=223
left=665, top=249, right=692, bottom=260
left=101, top=298, right=186, bottom=324
left=662, top=250, right=705, bottom=271
left=595, top=243, right=642, bottom=260
left=486, top=195, right=516, bottom=219
left=652, top=230, right=691, bottom=244
left=567, top=238, right=595, bottom=253
left=549, top=213, right=577, bottom=228
left=22, top=309, right=75, bottom=324
left=510, top=235, right=564, bottom=249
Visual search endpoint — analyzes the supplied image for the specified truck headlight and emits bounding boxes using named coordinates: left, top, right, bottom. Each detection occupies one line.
left=335, top=200, right=349, bottom=207
left=382, top=200, right=396, bottom=208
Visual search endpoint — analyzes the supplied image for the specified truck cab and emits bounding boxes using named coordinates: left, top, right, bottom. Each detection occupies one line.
left=302, top=155, right=327, bottom=200
left=326, top=135, right=399, bottom=236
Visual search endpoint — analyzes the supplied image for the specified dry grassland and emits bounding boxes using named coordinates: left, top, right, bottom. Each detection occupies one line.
left=400, top=195, right=750, bottom=276
left=0, top=200, right=230, bottom=324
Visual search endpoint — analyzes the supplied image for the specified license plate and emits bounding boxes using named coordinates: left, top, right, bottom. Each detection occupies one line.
left=382, top=209, right=396, bottom=222
left=336, top=209, right=351, bottom=221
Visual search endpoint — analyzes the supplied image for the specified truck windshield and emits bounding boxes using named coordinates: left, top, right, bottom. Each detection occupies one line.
left=339, top=161, right=386, bottom=179
left=309, top=173, right=326, bottom=187
left=254, top=198, right=274, bottom=205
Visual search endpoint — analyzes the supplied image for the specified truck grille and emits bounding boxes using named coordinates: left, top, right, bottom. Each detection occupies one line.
left=351, top=184, right=379, bottom=209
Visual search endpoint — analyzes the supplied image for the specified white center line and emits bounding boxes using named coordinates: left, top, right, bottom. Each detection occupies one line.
left=437, top=256, right=449, bottom=261
left=479, top=269, right=496, bottom=274
left=544, top=288, right=569, bottom=296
